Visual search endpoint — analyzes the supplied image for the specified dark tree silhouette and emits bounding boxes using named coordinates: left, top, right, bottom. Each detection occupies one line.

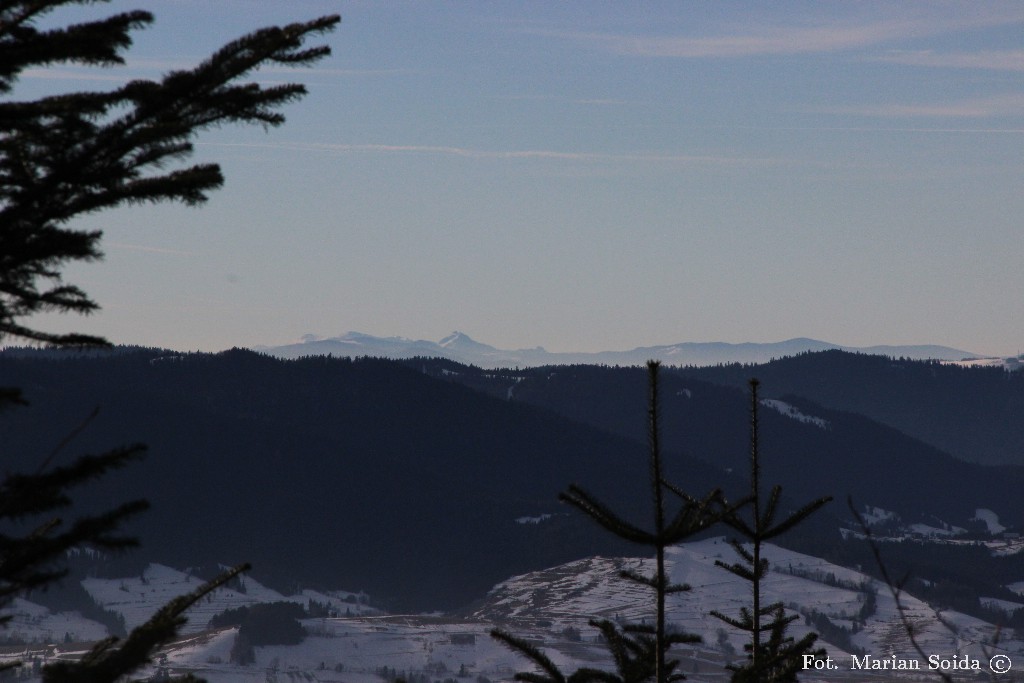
left=493, top=361, right=728, bottom=683
left=711, top=379, right=831, bottom=682
left=1, top=0, right=339, bottom=346
left=0, top=2, right=337, bottom=680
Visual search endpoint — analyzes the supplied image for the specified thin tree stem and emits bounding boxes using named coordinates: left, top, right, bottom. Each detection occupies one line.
left=750, top=378, right=762, bottom=672
left=649, top=361, right=667, bottom=683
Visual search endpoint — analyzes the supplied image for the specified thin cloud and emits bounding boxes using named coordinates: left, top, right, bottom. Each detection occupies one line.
left=540, top=12, right=1024, bottom=59
left=733, top=124, right=1024, bottom=134
left=488, top=94, right=640, bottom=106
left=870, top=49, right=1024, bottom=72
left=816, top=93, right=1024, bottom=118
left=108, top=242, right=192, bottom=256
left=573, top=98, right=636, bottom=106
left=257, top=66, right=415, bottom=77
left=200, top=141, right=784, bottom=167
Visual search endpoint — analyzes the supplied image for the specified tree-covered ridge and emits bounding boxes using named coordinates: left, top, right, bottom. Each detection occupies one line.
left=407, top=356, right=1024, bottom=525
left=674, top=349, right=1024, bottom=466
left=0, top=349, right=683, bottom=610
left=4, top=348, right=1024, bottom=617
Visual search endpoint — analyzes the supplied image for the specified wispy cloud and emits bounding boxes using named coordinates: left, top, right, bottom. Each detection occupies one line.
left=815, top=93, right=1024, bottom=118
left=573, top=98, right=635, bottom=106
left=870, top=49, right=1024, bottom=71
left=488, top=94, right=639, bottom=106
left=200, top=141, right=784, bottom=167
left=108, top=242, right=192, bottom=256
left=539, top=11, right=1024, bottom=59
left=734, top=124, right=1024, bottom=134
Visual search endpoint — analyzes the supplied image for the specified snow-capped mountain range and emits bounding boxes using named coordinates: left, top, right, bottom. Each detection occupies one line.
left=254, top=331, right=981, bottom=368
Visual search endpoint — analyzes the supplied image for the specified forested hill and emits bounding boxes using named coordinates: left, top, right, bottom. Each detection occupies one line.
left=405, top=358, right=1024, bottom=528
left=3, top=348, right=1023, bottom=612
left=671, top=350, right=1024, bottom=466
left=0, top=348, right=729, bottom=611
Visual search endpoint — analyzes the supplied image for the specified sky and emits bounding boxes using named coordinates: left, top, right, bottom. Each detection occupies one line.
left=19, top=1, right=1024, bottom=356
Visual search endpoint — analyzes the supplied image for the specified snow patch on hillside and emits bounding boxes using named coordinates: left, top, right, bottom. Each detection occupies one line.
left=515, top=514, right=553, bottom=525
left=859, top=506, right=897, bottom=526
left=0, top=598, right=108, bottom=644
left=973, top=508, right=1006, bottom=535
left=982, top=597, right=1024, bottom=614
left=760, top=399, right=829, bottom=429
left=474, top=536, right=1024, bottom=673
left=82, top=564, right=373, bottom=635
left=907, top=523, right=966, bottom=537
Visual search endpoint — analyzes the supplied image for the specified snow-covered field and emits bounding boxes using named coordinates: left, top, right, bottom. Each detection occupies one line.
left=477, top=538, right=1024, bottom=680
left=3, top=539, right=1023, bottom=682
left=81, top=565, right=372, bottom=634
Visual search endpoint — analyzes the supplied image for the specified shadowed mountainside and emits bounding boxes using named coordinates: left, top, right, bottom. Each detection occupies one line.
left=3, top=348, right=1022, bottom=612
left=673, top=350, right=1024, bottom=466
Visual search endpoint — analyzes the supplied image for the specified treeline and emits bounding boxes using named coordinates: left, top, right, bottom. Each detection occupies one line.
left=789, top=534, right=1024, bottom=626
left=209, top=602, right=308, bottom=665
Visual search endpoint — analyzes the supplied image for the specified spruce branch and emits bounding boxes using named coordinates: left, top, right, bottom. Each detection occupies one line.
left=712, top=378, right=831, bottom=682
left=490, top=629, right=569, bottom=683
left=42, top=563, right=252, bottom=683
left=560, top=485, right=657, bottom=545
left=500, top=361, right=724, bottom=683
left=0, top=3, right=339, bottom=345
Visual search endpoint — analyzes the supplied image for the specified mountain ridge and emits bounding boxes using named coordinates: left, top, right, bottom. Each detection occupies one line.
left=254, top=331, right=983, bottom=369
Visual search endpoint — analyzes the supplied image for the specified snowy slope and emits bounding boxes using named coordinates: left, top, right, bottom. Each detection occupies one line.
left=81, top=565, right=374, bottom=634
left=5, top=542, right=1023, bottom=681
left=475, top=538, right=1024, bottom=679
left=0, top=598, right=108, bottom=644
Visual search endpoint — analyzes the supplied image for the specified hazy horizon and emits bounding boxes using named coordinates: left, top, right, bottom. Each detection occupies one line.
left=263, top=329, right=994, bottom=357
left=22, top=1, right=1024, bottom=357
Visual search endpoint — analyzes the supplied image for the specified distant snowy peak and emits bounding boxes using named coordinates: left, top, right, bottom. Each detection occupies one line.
left=438, top=331, right=497, bottom=352
left=254, top=332, right=982, bottom=369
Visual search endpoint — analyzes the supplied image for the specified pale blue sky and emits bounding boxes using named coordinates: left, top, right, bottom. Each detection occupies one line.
left=25, top=1, right=1024, bottom=355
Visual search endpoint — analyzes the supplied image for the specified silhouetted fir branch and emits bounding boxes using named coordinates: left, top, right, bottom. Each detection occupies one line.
left=42, top=563, right=251, bottom=683
left=561, top=485, right=657, bottom=545
left=490, top=629, right=562, bottom=683
left=0, top=1, right=340, bottom=345
left=0, top=442, right=149, bottom=620
left=1, top=4, right=337, bottom=680
left=726, top=606, right=818, bottom=683
left=37, top=405, right=101, bottom=473
left=713, top=379, right=831, bottom=682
